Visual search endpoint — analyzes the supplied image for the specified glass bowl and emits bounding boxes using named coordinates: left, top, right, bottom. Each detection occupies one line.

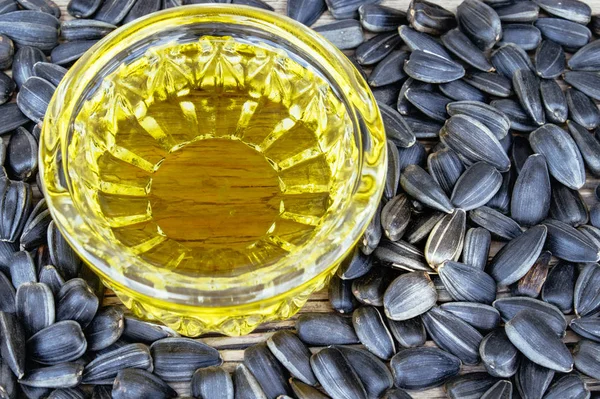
left=40, top=5, right=386, bottom=336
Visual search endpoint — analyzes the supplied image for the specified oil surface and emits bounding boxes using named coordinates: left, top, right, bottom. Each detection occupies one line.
left=68, top=36, right=357, bottom=276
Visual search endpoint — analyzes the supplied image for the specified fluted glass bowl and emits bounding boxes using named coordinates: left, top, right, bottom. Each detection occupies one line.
left=40, top=5, right=386, bottom=336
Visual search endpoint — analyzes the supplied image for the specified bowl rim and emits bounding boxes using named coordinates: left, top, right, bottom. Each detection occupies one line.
left=40, top=4, right=386, bottom=307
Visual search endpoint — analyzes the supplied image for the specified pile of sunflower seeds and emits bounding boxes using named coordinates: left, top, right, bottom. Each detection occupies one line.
left=1, top=0, right=600, bottom=397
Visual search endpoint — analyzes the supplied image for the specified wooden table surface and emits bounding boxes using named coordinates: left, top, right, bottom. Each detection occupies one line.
left=49, top=0, right=600, bottom=397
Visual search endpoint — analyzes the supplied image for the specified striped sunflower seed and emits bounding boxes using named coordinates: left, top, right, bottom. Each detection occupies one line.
left=542, top=262, right=575, bottom=314
left=469, top=206, right=523, bottom=241
left=494, top=1, right=539, bottom=22
left=56, top=278, right=99, bottom=328
left=574, top=263, right=600, bottom=317
left=433, top=275, right=453, bottom=303
left=51, top=40, right=98, bottom=66
left=48, top=220, right=81, bottom=279
left=480, top=329, right=520, bottom=378
left=337, top=346, right=394, bottom=398
left=491, top=44, right=533, bottom=79
left=493, top=296, right=567, bottom=336
left=564, top=71, right=600, bottom=101
left=515, top=357, right=555, bottom=399
left=481, top=380, right=512, bottom=399
left=404, top=89, right=451, bottom=122
left=123, top=0, right=161, bottom=23
left=381, top=194, right=411, bottom=241
left=543, top=374, right=590, bottom=399
left=387, top=317, right=426, bottom=348
left=355, top=32, right=401, bottom=66
left=358, top=4, right=405, bottom=32
left=0, top=35, right=13, bottom=70
left=16, top=282, right=54, bottom=337
left=17, top=0, right=59, bottom=17
left=338, top=246, right=372, bottom=280
left=422, top=306, right=483, bottom=365
left=67, top=0, right=102, bottom=18
left=511, top=154, right=551, bottom=226
left=368, top=50, right=408, bottom=87
left=61, top=20, right=116, bottom=41
left=152, top=337, right=222, bottom=382
left=266, top=331, right=315, bottom=386
left=425, top=209, right=466, bottom=268
left=0, top=272, right=14, bottom=313
left=352, top=306, right=395, bottom=360
left=19, top=363, right=83, bottom=389
left=490, top=99, right=537, bottom=132
left=0, top=104, right=27, bottom=137
left=505, top=309, right=573, bottom=372
left=290, top=379, right=327, bottom=399
left=457, top=0, right=501, bottom=50
left=324, top=0, right=377, bottom=19
left=0, top=11, right=59, bottom=51
left=0, top=178, right=31, bottom=243
left=296, top=313, right=358, bottom=345
left=329, top=275, right=357, bottom=314
left=404, top=50, right=465, bottom=84
left=396, top=78, right=431, bottom=115
left=122, top=316, right=179, bottom=344
left=451, top=162, right=502, bottom=210
left=38, top=265, right=64, bottom=297
left=0, top=311, right=25, bottom=378
left=27, top=320, right=86, bottom=365
left=447, top=101, right=510, bottom=139
left=84, top=306, right=124, bottom=352
left=570, top=317, right=600, bottom=343
left=310, top=347, right=367, bottom=399
left=544, top=218, right=599, bottom=262
left=6, top=126, right=38, bottom=182
left=445, top=373, right=499, bottom=399
left=400, top=165, right=453, bottom=213
left=488, top=224, right=547, bottom=286
left=568, top=120, right=600, bottom=176
left=573, top=340, right=600, bottom=380
left=498, top=23, right=542, bottom=51
left=0, top=71, right=15, bottom=105
left=533, top=0, right=591, bottom=24
left=83, top=343, right=153, bottom=385
left=233, top=364, right=267, bottom=399
left=440, top=302, right=501, bottom=331
left=535, top=40, right=566, bottom=79
left=580, top=224, right=600, bottom=247
left=404, top=211, right=444, bottom=245
left=566, top=89, right=600, bottom=130
left=396, top=140, right=427, bottom=172
left=535, top=18, right=590, bottom=51
left=383, top=271, right=437, bottom=321
left=440, top=115, right=511, bottom=172
left=440, top=79, right=487, bottom=102
left=569, top=40, right=600, bottom=71
left=313, top=20, right=365, bottom=50
left=462, top=227, right=491, bottom=270
left=20, top=200, right=50, bottom=251
left=385, top=141, right=400, bottom=201
left=10, top=250, right=37, bottom=288
left=390, top=347, right=460, bottom=390
left=513, top=250, right=551, bottom=298
left=540, top=79, right=567, bottom=124
left=397, top=25, right=452, bottom=59
left=112, top=369, right=176, bottom=399
left=438, top=260, right=496, bottom=304
left=486, top=171, right=511, bottom=215
left=408, top=0, right=456, bottom=35
left=190, top=367, right=233, bottom=399
left=12, top=45, right=45, bottom=89
left=513, top=69, right=544, bottom=126
left=428, top=148, right=465, bottom=196
left=529, top=124, right=586, bottom=190
left=372, top=83, right=401, bottom=106
left=94, top=0, right=137, bottom=24
left=378, top=102, right=416, bottom=148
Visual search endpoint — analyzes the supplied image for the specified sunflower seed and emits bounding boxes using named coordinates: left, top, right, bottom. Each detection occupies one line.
left=384, top=143, right=400, bottom=201
left=329, top=275, right=358, bottom=314
left=265, top=331, right=315, bottom=387
left=26, top=320, right=86, bottom=366
left=7, top=251, right=36, bottom=290
left=0, top=11, right=59, bottom=51
left=83, top=306, right=124, bottom=352
left=16, top=282, right=54, bottom=337
left=566, top=90, right=600, bottom=131
left=407, top=0, right=455, bottom=35
left=461, top=227, right=491, bottom=270
left=494, top=1, right=539, bottom=21
left=296, top=313, right=358, bottom=345
left=396, top=78, right=430, bottom=115
left=505, top=309, right=573, bottom=372
left=438, top=260, right=496, bottom=304
left=0, top=103, right=29, bottom=136
left=570, top=40, right=600, bottom=74
left=384, top=271, right=437, bottom=321
left=570, top=316, right=600, bottom=343
left=514, top=357, right=555, bottom=399
left=151, top=337, right=222, bottom=383
left=0, top=272, right=14, bottom=316
left=493, top=296, right=567, bottom=336
left=512, top=69, right=544, bottom=126
left=19, top=363, right=83, bottom=390
left=422, top=306, right=483, bottom=365
left=498, top=132, right=512, bottom=154
left=441, top=302, right=501, bottom=331
left=0, top=72, right=14, bottom=105
left=490, top=99, right=537, bottom=132
left=469, top=206, right=523, bottom=240
left=290, top=379, right=327, bottom=399
left=541, top=262, right=575, bottom=314
left=338, top=247, right=373, bottom=280
left=190, top=368, right=233, bottom=399
left=67, top=0, right=102, bottom=18
left=61, top=20, right=116, bottom=42
left=433, top=274, right=453, bottom=303
left=451, top=162, right=502, bottom=211
left=0, top=35, right=12, bottom=70
left=529, top=124, right=586, bottom=190
left=351, top=306, right=395, bottom=360
left=17, top=76, right=54, bottom=124
left=533, top=0, right=591, bottom=24
left=457, top=0, right=501, bottom=50
left=396, top=140, right=427, bottom=172
left=83, top=343, right=153, bottom=385
left=440, top=115, right=511, bottom=172
left=122, top=0, right=161, bottom=23
left=372, top=83, right=402, bottom=106
left=230, top=0, right=273, bottom=9
left=479, top=329, right=520, bottom=378
left=574, top=263, right=600, bottom=317
left=337, top=346, right=393, bottom=399
left=51, top=40, right=98, bottom=66
left=0, top=312, right=24, bottom=379
left=5, top=126, right=37, bottom=183
left=374, top=239, right=432, bottom=273
left=573, top=340, right=600, bottom=380
left=404, top=89, right=451, bottom=122
left=486, top=171, right=512, bottom=214
left=38, top=265, right=63, bottom=297
left=491, top=44, right=533, bottom=80
left=21, top=385, right=52, bottom=399
left=543, top=373, right=590, bottom=399
left=360, top=203, right=382, bottom=255
left=233, top=364, right=267, bottom=399
left=112, top=369, right=176, bottom=399
left=56, top=278, right=98, bottom=328
left=94, top=0, right=137, bottom=24
left=359, top=4, right=405, bottom=32
left=545, top=218, right=600, bottom=262
left=440, top=79, right=487, bottom=102
left=404, top=50, right=465, bottom=84
left=387, top=317, right=426, bottom=348
left=481, top=380, right=512, bottom=399
left=533, top=42, right=566, bottom=82
left=568, top=122, right=600, bottom=180
left=12, top=46, right=44, bottom=89
left=121, top=317, right=177, bottom=345
left=0, top=356, right=15, bottom=399
left=397, top=25, right=452, bottom=58
left=400, top=165, right=454, bottom=213
left=427, top=148, right=464, bottom=196
left=0, top=0, right=16, bottom=15
left=510, top=154, right=551, bottom=226
left=564, top=71, right=600, bottom=101
left=17, top=0, right=59, bottom=17
left=21, top=209, right=51, bottom=252
left=368, top=50, right=408, bottom=87
left=311, top=346, right=367, bottom=398
left=314, top=20, right=365, bottom=50
left=512, top=250, right=551, bottom=298
left=498, top=23, right=542, bottom=51
left=445, top=373, right=499, bottom=399
left=404, top=211, right=444, bottom=244
left=447, top=101, right=510, bottom=140
left=381, top=388, right=412, bottom=399
left=425, top=209, right=466, bottom=269
left=48, top=221, right=81, bottom=279
left=381, top=194, right=411, bottom=241
left=535, top=18, right=590, bottom=50
left=356, top=32, right=401, bottom=66
left=378, top=102, right=416, bottom=148
left=538, top=80, right=567, bottom=127
left=390, top=346, right=460, bottom=390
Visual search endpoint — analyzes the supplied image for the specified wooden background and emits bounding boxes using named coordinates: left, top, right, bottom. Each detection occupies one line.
left=48, top=0, right=600, bottom=397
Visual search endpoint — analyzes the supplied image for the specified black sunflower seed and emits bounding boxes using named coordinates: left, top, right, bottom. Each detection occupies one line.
left=296, top=313, right=358, bottom=345
left=568, top=120, right=600, bottom=176
left=533, top=0, right=591, bottom=24
left=569, top=40, right=600, bottom=71
left=384, top=271, right=437, bottom=321
left=445, top=373, right=499, bottom=399
left=232, top=364, right=266, bottom=399
left=27, top=320, right=86, bottom=365
left=94, top=0, right=137, bottom=24
left=314, top=20, right=365, bottom=49
left=0, top=0, right=17, bottom=15
left=490, top=99, right=537, bottom=132
left=368, top=50, right=408, bottom=87
left=498, top=23, right=542, bottom=51
left=491, top=44, right=534, bottom=79
left=379, top=102, right=416, bottom=148
left=535, top=18, right=590, bottom=51
left=329, top=274, right=358, bottom=314
left=355, top=32, right=401, bottom=66
left=404, top=50, right=465, bottom=84
left=457, top=0, right=502, bottom=50
left=0, top=311, right=25, bottom=378
left=60, top=20, right=116, bottom=41
left=440, top=79, right=487, bottom=102
left=358, top=4, right=405, bottom=32
left=352, top=306, right=395, bottom=360
left=535, top=40, right=566, bottom=80
left=542, top=262, right=575, bottom=314
left=427, top=148, right=464, bottom=196
left=12, top=45, right=45, bottom=89
left=0, top=71, right=15, bottom=105
left=438, top=260, right=496, bottom=304
left=387, top=316, right=426, bottom=348
left=17, top=76, right=55, bottom=124
left=152, top=337, right=223, bottom=382
left=440, top=29, right=493, bottom=73
left=408, top=0, right=456, bottom=35
left=337, top=346, right=393, bottom=399
left=310, top=347, right=367, bottom=399
left=513, top=69, right=544, bottom=126
left=372, top=83, right=402, bottom=106
left=67, top=0, right=102, bottom=18
left=56, top=278, right=99, bottom=328
left=566, top=89, right=600, bottom=130
left=112, top=369, right=176, bottom=399
left=405, top=89, right=452, bottom=122
left=374, top=239, right=432, bottom=273
left=38, top=265, right=64, bottom=297
left=486, top=171, right=511, bottom=214
left=0, top=35, right=13, bottom=70
left=266, top=331, right=315, bottom=386
left=390, top=347, right=460, bottom=390
left=461, top=227, right=491, bottom=270
left=481, top=380, right=512, bottom=399
left=494, top=1, right=539, bottom=22
left=539, top=79, right=567, bottom=125
left=6, top=126, right=38, bottom=184
left=0, top=11, right=59, bottom=51
left=50, top=40, right=98, bottom=66
left=19, top=363, right=83, bottom=389
left=48, top=221, right=81, bottom=279
left=440, top=302, right=501, bottom=331
left=381, top=194, right=411, bottom=241
left=425, top=209, right=466, bottom=268
left=574, top=263, right=600, bottom=317
left=451, top=162, right=502, bottom=211
left=396, top=78, right=431, bottom=115
left=190, top=366, right=233, bottom=399
left=396, top=140, right=427, bottom=172
left=469, top=206, right=523, bottom=241
left=84, top=306, right=124, bottom=352
left=123, top=0, right=161, bottom=23
left=17, top=0, right=59, bottom=17
left=543, top=373, right=590, bottom=399
left=447, top=101, right=510, bottom=139
left=10, top=250, right=36, bottom=288
left=570, top=317, right=600, bottom=343
left=493, top=296, right=567, bottom=336
left=511, top=154, right=551, bottom=226
left=573, top=340, right=600, bottom=380
left=544, top=218, right=599, bottom=262
left=360, top=203, right=382, bottom=255
left=515, top=357, right=555, bottom=399
left=480, top=329, right=519, bottom=378
left=82, top=343, right=153, bottom=385
left=513, top=250, right=552, bottom=298
left=564, top=71, right=600, bottom=101
left=398, top=25, right=452, bottom=59
left=16, top=281, right=54, bottom=337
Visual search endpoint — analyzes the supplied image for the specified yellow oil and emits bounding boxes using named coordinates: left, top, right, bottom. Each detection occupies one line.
left=67, top=36, right=357, bottom=277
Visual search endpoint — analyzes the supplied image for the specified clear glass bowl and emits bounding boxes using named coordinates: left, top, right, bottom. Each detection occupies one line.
left=40, top=5, right=386, bottom=336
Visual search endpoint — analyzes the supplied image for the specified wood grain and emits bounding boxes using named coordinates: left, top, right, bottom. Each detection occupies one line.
left=50, top=0, right=600, bottom=397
